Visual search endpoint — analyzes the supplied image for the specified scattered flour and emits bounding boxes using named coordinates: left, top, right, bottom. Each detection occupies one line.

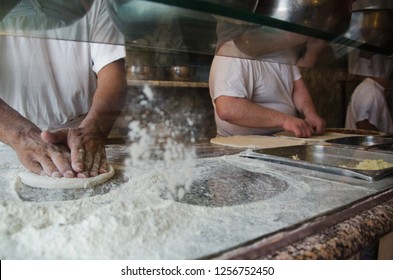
left=0, top=155, right=293, bottom=259
left=0, top=86, right=377, bottom=260
left=0, top=142, right=322, bottom=260
left=0, top=140, right=377, bottom=259
left=0, top=85, right=334, bottom=260
left=0, top=85, right=206, bottom=259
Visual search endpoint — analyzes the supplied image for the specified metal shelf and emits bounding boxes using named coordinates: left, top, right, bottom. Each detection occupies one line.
left=127, top=79, right=209, bottom=88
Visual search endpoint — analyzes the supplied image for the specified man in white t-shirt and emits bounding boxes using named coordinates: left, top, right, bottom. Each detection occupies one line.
left=345, top=77, right=393, bottom=133
left=345, top=50, right=393, bottom=133
left=0, top=0, right=127, bottom=178
left=209, top=42, right=325, bottom=137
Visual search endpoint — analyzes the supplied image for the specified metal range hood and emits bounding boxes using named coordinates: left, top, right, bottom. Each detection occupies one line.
left=352, top=0, right=393, bottom=10
left=346, top=0, right=393, bottom=53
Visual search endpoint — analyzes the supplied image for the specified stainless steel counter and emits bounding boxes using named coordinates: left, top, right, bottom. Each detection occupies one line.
left=1, top=141, right=393, bottom=259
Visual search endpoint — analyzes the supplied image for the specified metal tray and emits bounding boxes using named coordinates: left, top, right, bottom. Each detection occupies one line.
left=240, top=144, right=393, bottom=181
left=325, top=136, right=393, bottom=150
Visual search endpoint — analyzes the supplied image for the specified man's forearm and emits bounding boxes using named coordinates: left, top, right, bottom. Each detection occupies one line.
left=215, top=96, right=287, bottom=128
left=80, top=59, right=127, bottom=137
left=0, top=99, right=41, bottom=147
left=292, top=79, right=318, bottom=117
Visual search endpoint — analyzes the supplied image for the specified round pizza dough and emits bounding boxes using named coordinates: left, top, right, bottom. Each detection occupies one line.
left=273, top=131, right=348, bottom=142
left=326, top=128, right=384, bottom=136
left=19, top=165, right=115, bottom=189
left=210, top=135, right=306, bottom=148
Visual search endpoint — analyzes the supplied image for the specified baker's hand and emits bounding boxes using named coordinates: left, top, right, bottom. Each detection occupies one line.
left=282, top=116, right=314, bottom=138
left=13, top=128, right=74, bottom=177
left=41, top=126, right=108, bottom=178
left=304, top=113, right=326, bottom=135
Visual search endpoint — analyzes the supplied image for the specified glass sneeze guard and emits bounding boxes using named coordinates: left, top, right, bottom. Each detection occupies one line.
left=1, top=0, right=392, bottom=74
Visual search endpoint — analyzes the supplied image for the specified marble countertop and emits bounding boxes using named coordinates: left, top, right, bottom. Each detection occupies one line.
left=1, top=141, right=393, bottom=259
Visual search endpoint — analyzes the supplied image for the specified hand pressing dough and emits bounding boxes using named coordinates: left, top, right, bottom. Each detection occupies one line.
left=19, top=165, right=115, bottom=189
left=210, top=135, right=306, bottom=148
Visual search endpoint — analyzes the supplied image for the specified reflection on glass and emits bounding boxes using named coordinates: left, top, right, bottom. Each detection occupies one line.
left=345, top=9, right=393, bottom=55
left=0, top=0, right=93, bottom=30
left=203, top=0, right=258, bottom=12
left=344, top=0, right=393, bottom=77
left=106, top=0, right=217, bottom=55
left=348, top=48, right=393, bottom=79
left=214, top=18, right=342, bottom=69
left=213, top=0, right=352, bottom=68
left=0, top=0, right=392, bottom=74
left=108, top=0, right=218, bottom=80
left=0, top=0, right=19, bottom=20
left=254, top=0, right=352, bottom=36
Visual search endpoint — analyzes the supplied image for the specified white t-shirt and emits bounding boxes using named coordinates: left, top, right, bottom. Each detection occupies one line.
left=0, top=0, right=125, bottom=130
left=345, top=78, right=393, bottom=133
left=209, top=54, right=301, bottom=136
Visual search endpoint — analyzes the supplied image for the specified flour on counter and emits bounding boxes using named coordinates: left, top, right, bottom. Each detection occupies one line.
left=0, top=85, right=378, bottom=259
left=0, top=85, right=205, bottom=259
left=0, top=144, right=328, bottom=260
left=0, top=146, right=378, bottom=259
left=0, top=156, right=281, bottom=259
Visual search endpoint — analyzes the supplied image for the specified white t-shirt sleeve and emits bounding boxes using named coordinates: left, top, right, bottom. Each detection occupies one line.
left=291, top=65, right=302, bottom=81
left=91, top=43, right=125, bottom=73
left=209, top=56, right=256, bottom=101
left=88, top=0, right=126, bottom=73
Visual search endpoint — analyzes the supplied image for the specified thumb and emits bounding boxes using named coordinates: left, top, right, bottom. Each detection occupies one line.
left=41, top=129, right=69, bottom=144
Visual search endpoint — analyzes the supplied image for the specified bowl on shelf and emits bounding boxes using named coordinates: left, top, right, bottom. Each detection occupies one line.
left=162, top=66, right=197, bottom=82
left=126, top=65, right=157, bottom=80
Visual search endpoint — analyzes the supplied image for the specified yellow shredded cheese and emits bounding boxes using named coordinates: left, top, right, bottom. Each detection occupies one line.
left=353, top=159, right=393, bottom=170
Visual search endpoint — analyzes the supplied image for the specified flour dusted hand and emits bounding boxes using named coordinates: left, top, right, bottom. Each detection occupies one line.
left=0, top=101, right=74, bottom=178
left=41, top=125, right=108, bottom=179
left=15, top=129, right=73, bottom=178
